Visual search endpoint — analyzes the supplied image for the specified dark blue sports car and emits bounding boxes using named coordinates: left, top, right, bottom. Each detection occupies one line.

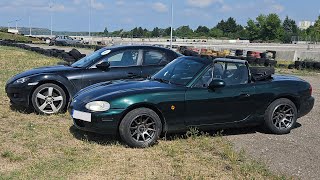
left=5, top=45, right=181, bottom=114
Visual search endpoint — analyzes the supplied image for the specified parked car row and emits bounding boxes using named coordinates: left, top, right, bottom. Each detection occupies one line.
left=5, top=45, right=315, bottom=148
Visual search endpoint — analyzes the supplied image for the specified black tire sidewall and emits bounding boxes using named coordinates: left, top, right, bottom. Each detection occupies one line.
left=264, top=98, right=297, bottom=134
left=119, top=108, right=162, bottom=148
left=31, top=83, right=67, bottom=115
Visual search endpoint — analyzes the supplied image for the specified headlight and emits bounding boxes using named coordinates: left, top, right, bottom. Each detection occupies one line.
left=85, top=101, right=110, bottom=112
left=14, top=77, right=30, bottom=84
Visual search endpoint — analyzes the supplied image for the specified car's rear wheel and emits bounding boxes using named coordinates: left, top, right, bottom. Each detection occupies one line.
left=31, top=83, right=67, bottom=115
left=119, top=108, right=162, bottom=148
left=264, top=98, right=297, bottom=134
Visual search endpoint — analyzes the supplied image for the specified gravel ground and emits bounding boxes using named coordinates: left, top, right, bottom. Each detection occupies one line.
left=227, top=75, right=320, bottom=179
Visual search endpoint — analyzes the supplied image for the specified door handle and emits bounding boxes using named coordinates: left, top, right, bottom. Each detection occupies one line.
left=127, top=72, right=139, bottom=78
left=239, top=93, right=251, bottom=97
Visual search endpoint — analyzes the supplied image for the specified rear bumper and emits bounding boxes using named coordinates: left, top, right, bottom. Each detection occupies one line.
left=298, top=96, right=315, bottom=118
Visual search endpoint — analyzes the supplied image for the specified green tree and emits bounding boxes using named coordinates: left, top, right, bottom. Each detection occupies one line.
left=283, top=16, right=298, bottom=34
left=195, top=26, right=209, bottom=35
left=209, top=28, right=223, bottom=38
left=216, top=17, right=243, bottom=38
left=246, top=13, right=282, bottom=41
left=282, top=16, right=298, bottom=43
left=175, top=25, right=193, bottom=38
left=246, top=19, right=260, bottom=41
left=103, top=27, right=109, bottom=36
left=151, top=27, right=160, bottom=37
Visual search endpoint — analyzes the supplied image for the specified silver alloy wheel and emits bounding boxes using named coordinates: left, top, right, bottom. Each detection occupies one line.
left=272, top=104, right=295, bottom=130
left=35, top=87, right=64, bottom=114
left=130, top=114, right=157, bottom=142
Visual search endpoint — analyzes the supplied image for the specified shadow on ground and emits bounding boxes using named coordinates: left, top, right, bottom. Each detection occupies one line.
left=69, top=125, right=120, bottom=146
left=69, top=123, right=302, bottom=145
left=10, top=104, right=34, bottom=114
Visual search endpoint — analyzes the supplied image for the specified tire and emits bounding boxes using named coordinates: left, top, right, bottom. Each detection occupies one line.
left=119, top=108, right=162, bottom=148
left=314, top=62, right=320, bottom=70
left=294, top=61, right=302, bottom=69
left=305, top=61, right=314, bottom=69
left=246, top=57, right=256, bottom=65
left=69, top=48, right=82, bottom=60
left=31, top=83, right=67, bottom=115
left=288, top=64, right=295, bottom=69
left=256, top=58, right=266, bottom=66
left=264, top=98, right=297, bottom=134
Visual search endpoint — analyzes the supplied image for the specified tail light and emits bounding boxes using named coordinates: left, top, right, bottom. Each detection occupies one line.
left=309, top=85, right=313, bottom=96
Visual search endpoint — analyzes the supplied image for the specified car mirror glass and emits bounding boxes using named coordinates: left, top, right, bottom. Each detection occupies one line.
left=208, top=79, right=226, bottom=90
left=96, top=61, right=111, bottom=70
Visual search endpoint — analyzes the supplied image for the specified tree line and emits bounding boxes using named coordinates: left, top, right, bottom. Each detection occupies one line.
left=96, top=14, right=320, bottom=43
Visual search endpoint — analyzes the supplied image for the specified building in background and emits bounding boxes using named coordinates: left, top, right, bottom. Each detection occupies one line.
left=298, top=21, right=315, bottom=30
left=8, top=28, right=19, bottom=34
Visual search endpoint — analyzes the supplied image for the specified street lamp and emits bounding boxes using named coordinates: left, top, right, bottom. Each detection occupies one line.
left=49, top=0, right=53, bottom=37
left=89, top=0, right=92, bottom=44
left=170, top=0, right=174, bottom=49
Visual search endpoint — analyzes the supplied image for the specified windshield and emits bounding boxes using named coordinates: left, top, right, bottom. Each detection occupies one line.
left=71, top=48, right=109, bottom=68
left=151, top=57, right=207, bottom=86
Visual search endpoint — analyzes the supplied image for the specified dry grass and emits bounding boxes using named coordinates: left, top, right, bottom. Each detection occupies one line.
left=0, top=32, right=40, bottom=43
left=0, top=46, right=287, bottom=179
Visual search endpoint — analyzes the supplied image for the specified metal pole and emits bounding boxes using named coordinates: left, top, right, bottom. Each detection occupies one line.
left=29, top=16, right=32, bottom=35
left=89, top=0, right=92, bottom=40
left=170, top=0, right=173, bottom=49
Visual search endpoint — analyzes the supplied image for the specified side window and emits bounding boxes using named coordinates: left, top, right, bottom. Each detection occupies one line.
left=143, top=50, right=167, bottom=65
left=223, top=62, right=248, bottom=86
left=194, top=62, right=249, bottom=88
left=103, top=50, right=139, bottom=67
left=194, top=67, right=213, bottom=88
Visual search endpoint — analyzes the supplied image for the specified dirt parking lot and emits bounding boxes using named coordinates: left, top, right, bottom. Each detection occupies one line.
left=227, top=75, right=320, bottom=180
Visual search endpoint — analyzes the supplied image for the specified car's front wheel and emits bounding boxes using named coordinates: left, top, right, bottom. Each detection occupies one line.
left=264, top=98, right=297, bottom=134
left=119, top=108, right=162, bottom=148
left=31, top=83, right=67, bottom=115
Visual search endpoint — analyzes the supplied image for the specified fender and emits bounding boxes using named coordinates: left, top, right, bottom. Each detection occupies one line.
left=29, top=73, right=78, bottom=99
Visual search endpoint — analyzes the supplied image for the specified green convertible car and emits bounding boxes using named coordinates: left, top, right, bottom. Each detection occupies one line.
left=70, top=57, right=314, bottom=148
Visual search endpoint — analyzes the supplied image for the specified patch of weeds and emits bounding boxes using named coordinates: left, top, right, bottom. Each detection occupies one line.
left=185, top=127, right=200, bottom=139
left=26, top=122, right=36, bottom=131
left=1, top=150, right=26, bottom=162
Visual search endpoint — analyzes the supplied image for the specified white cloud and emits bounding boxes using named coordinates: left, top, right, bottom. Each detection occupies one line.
left=116, top=0, right=125, bottom=6
left=263, top=0, right=284, bottom=13
left=49, top=4, right=66, bottom=12
left=121, top=17, right=133, bottom=24
left=187, top=0, right=223, bottom=8
left=272, top=4, right=284, bottom=13
left=152, top=2, right=168, bottom=13
left=219, top=4, right=232, bottom=12
left=73, top=0, right=81, bottom=5
left=90, top=0, right=105, bottom=10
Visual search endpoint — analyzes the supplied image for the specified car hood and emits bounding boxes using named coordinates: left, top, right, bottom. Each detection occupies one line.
left=7, top=65, right=75, bottom=84
left=74, top=80, right=182, bottom=103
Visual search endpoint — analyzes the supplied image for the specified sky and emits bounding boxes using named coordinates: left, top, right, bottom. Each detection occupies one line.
left=0, top=0, right=319, bottom=32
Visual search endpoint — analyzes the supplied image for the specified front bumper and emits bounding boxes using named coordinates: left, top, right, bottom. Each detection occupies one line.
left=298, top=96, right=315, bottom=118
left=5, top=82, right=34, bottom=107
left=69, top=102, right=125, bottom=135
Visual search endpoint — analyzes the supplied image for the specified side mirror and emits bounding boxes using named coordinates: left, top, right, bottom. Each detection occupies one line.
left=96, top=61, right=110, bottom=70
left=208, top=79, right=226, bottom=90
